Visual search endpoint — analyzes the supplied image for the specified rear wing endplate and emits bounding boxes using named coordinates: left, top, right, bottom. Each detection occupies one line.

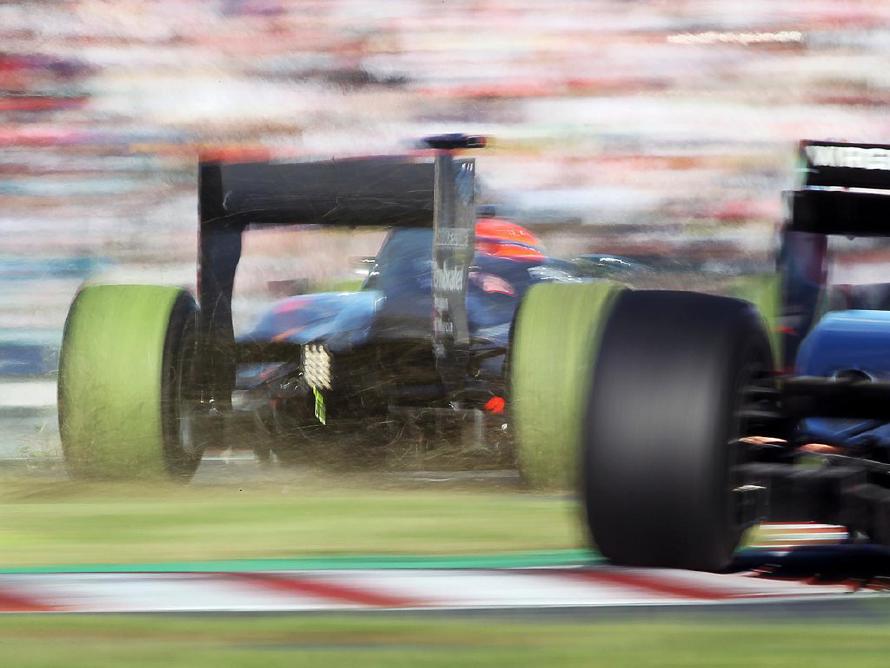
left=788, top=140, right=890, bottom=236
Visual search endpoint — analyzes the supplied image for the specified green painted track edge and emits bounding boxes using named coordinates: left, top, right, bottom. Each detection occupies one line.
left=0, top=549, right=601, bottom=575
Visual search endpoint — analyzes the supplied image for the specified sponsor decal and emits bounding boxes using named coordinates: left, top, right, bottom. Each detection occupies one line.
left=433, top=317, right=454, bottom=336
left=431, top=156, right=473, bottom=370
left=805, top=144, right=890, bottom=171
left=436, top=228, right=471, bottom=248
left=433, top=264, right=466, bottom=292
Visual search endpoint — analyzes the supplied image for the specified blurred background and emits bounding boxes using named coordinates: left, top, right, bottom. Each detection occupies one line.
left=3, top=0, right=890, bottom=461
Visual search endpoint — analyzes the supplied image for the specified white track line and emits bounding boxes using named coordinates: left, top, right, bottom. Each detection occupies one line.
left=0, top=381, right=56, bottom=408
left=0, top=567, right=872, bottom=614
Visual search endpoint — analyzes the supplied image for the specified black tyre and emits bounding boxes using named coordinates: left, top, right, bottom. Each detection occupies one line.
left=160, top=291, right=206, bottom=478
left=582, top=290, right=774, bottom=571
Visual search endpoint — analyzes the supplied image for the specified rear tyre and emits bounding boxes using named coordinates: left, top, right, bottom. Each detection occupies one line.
left=582, top=291, right=774, bottom=571
left=510, top=282, right=625, bottom=489
left=58, top=285, right=204, bottom=480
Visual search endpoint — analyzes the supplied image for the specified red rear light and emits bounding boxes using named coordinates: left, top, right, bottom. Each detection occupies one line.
left=484, top=396, right=506, bottom=414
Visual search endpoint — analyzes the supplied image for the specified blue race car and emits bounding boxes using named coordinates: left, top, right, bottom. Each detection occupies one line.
left=57, top=135, right=890, bottom=572
left=233, top=217, right=587, bottom=464
left=58, top=135, right=605, bottom=486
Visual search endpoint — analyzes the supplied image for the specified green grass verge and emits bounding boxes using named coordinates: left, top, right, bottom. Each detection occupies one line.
left=319, top=278, right=364, bottom=292
left=0, top=475, right=582, bottom=567
left=3, top=613, right=890, bottom=667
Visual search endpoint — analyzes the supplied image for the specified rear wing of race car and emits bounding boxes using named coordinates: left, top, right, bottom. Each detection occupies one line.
left=788, top=140, right=890, bottom=236
left=197, top=135, right=483, bottom=407
left=779, top=140, right=890, bottom=364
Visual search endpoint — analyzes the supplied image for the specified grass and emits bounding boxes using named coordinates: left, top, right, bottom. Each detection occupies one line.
left=2, top=613, right=890, bottom=667
left=0, top=472, right=582, bottom=567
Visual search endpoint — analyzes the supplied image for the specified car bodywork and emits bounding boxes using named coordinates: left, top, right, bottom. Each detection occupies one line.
left=193, top=136, right=594, bottom=451
left=777, top=142, right=890, bottom=429
left=234, top=223, right=584, bottom=425
left=737, top=140, right=890, bottom=539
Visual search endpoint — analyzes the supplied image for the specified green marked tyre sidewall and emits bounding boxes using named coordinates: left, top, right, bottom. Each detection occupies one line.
left=58, top=285, right=191, bottom=479
left=510, top=281, right=625, bottom=489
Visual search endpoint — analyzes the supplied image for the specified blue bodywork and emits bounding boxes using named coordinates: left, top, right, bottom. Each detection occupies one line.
left=248, top=291, right=385, bottom=354
left=796, top=309, right=890, bottom=447
left=778, top=226, right=890, bottom=448
left=237, top=227, right=583, bottom=393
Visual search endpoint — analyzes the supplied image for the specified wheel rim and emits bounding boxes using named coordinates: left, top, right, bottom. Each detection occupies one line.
left=161, top=293, right=203, bottom=477
left=728, top=350, right=776, bottom=539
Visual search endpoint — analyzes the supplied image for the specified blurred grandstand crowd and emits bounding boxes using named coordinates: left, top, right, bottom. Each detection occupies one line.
left=2, top=0, right=890, bottom=380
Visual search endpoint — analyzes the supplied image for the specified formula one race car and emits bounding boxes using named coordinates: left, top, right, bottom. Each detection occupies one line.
left=65, top=134, right=890, bottom=574
left=573, top=140, right=890, bottom=571
left=234, top=215, right=590, bottom=468
left=57, top=134, right=597, bottom=487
